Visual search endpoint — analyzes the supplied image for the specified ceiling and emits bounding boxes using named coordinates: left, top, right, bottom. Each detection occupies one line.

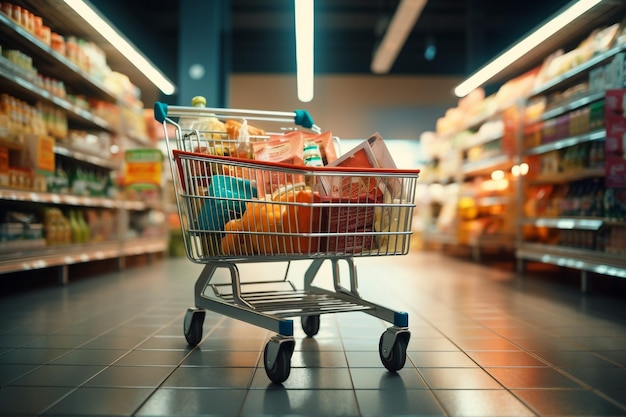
left=17, top=0, right=620, bottom=104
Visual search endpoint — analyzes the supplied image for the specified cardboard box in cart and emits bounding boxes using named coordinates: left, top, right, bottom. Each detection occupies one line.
left=319, top=133, right=403, bottom=253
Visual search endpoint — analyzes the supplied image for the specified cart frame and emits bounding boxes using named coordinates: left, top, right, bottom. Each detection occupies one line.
left=155, top=102, right=419, bottom=383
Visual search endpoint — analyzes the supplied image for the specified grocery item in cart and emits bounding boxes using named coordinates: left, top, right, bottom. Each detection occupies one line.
left=252, top=131, right=305, bottom=196
left=302, top=131, right=337, bottom=165
left=321, top=189, right=381, bottom=253
left=197, top=175, right=257, bottom=232
left=221, top=184, right=323, bottom=256
left=180, top=96, right=227, bottom=142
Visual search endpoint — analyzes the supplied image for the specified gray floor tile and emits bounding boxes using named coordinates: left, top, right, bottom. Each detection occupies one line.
left=409, top=351, right=478, bottom=367
left=564, top=336, right=626, bottom=351
left=419, top=368, right=502, bottom=389
left=182, top=349, right=261, bottom=367
left=434, top=389, right=536, bottom=417
left=467, top=351, right=546, bottom=367
left=0, top=386, right=73, bottom=416
left=241, top=387, right=360, bottom=416
left=597, top=350, right=626, bottom=367
left=355, top=389, right=445, bottom=416
left=250, top=367, right=353, bottom=389
left=42, top=387, right=153, bottom=416
left=84, top=365, right=175, bottom=388
left=485, top=367, right=585, bottom=389
left=136, top=335, right=189, bottom=350
left=559, top=366, right=626, bottom=390
left=345, top=351, right=383, bottom=368
left=0, top=363, right=40, bottom=386
left=163, top=366, right=256, bottom=388
left=534, top=350, right=620, bottom=368
left=408, top=337, right=461, bottom=352
left=24, top=335, right=94, bottom=349
left=136, top=388, right=247, bottom=416
left=452, top=336, right=521, bottom=351
left=1, top=252, right=625, bottom=416
left=50, top=348, right=129, bottom=366
left=9, top=364, right=105, bottom=387
left=0, top=334, right=40, bottom=348
left=291, top=349, right=348, bottom=368
left=79, top=336, right=147, bottom=350
left=514, top=389, right=626, bottom=416
left=113, top=349, right=190, bottom=366
left=350, top=367, right=428, bottom=389
left=0, top=348, right=70, bottom=365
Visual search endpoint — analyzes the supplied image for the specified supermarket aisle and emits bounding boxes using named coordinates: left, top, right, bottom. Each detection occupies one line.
left=0, top=251, right=625, bottom=417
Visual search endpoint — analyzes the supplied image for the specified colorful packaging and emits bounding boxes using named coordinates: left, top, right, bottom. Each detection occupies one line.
left=252, top=131, right=304, bottom=196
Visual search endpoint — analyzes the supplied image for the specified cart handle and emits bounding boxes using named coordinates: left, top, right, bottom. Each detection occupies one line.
left=154, top=102, right=316, bottom=130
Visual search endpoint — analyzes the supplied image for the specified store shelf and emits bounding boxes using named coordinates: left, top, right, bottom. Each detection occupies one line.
left=524, top=129, right=605, bottom=156
left=474, top=196, right=513, bottom=207
left=0, top=188, right=151, bottom=211
left=54, top=143, right=120, bottom=170
left=0, top=11, right=118, bottom=102
left=462, top=154, right=513, bottom=176
left=0, top=236, right=167, bottom=274
left=517, top=242, right=626, bottom=279
left=462, top=132, right=504, bottom=150
left=123, top=236, right=168, bottom=257
left=0, top=65, right=116, bottom=133
left=540, top=91, right=605, bottom=121
left=531, top=44, right=626, bottom=97
left=523, top=217, right=604, bottom=230
left=422, top=231, right=459, bottom=246
left=467, top=232, right=516, bottom=262
left=528, top=167, right=605, bottom=184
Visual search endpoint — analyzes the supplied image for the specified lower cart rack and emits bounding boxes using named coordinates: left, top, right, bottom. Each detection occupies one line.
left=184, top=258, right=411, bottom=383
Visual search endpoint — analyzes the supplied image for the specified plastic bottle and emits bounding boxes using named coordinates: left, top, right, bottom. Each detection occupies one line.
left=180, top=96, right=227, bottom=153
left=76, top=210, right=90, bottom=243
left=69, top=211, right=80, bottom=243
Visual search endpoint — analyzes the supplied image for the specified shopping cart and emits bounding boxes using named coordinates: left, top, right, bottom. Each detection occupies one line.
left=154, top=102, right=421, bottom=383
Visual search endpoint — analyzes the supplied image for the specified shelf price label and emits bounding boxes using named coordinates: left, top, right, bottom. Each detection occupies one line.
left=124, top=149, right=163, bottom=189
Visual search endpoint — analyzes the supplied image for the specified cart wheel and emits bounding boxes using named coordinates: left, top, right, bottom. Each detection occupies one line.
left=183, top=308, right=205, bottom=346
left=378, top=332, right=408, bottom=372
left=264, top=339, right=294, bottom=383
left=301, top=314, right=320, bottom=337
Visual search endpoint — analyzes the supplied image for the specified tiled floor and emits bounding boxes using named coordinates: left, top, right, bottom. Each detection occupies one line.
left=1, top=251, right=625, bottom=416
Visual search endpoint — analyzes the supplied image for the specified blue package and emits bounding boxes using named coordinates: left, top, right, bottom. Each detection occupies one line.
left=197, top=175, right=257, bottom=231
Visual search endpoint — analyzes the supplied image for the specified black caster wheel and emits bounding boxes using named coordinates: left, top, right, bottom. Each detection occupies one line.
left=183, top=308, right=205, bottom=346
left=379, top=330, right=409, bottom=372
left=301, top=314, right=320, bottom=337
left=264, top=338, right=295, bottom=383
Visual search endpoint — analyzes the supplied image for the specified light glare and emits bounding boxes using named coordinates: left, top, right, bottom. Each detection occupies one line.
left=295, top=0, right=314, bottom=102
left=63, top=0, right=176, bottom=95
left=454, top=0, right=602, bottom=97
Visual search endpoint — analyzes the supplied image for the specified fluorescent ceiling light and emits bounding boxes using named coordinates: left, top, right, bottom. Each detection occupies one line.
left=371, top=0, right=427, bottom=74
left=454, top=0, right=602, bottom=97
left=295, top=0, right=314, bottom=102
left=63, top=0, right=176, bottom=96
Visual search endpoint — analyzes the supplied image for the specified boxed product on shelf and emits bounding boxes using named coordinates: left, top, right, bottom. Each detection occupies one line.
left=604, top=89, right=626, bottom=188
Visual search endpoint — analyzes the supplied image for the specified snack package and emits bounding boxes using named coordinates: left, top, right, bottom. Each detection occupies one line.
left=225, top=119, right=266, bottom=141
left=252, top=131, right=305, bottom=197
left=302, top=131, right=337, bottom=165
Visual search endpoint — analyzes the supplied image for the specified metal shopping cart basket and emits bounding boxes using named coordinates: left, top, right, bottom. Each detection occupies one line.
left=154, top=102, right=420, bottom=383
